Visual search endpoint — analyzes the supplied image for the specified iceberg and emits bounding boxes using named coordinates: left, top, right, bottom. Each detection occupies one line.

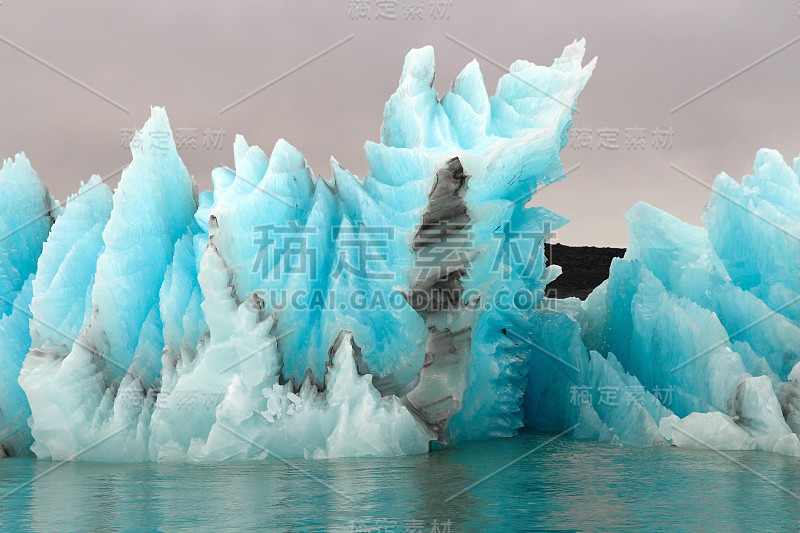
left=541, top=150, right=800, bottom=455
left=0, top=153, right=59, bottom=457
left=3, top=38, right=800, bottom=461
left=2, top=41, right=595, bottom=460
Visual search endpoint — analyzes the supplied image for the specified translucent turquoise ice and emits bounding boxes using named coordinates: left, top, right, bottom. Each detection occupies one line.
left=1, top=41, right=596, bottom=460
left=546, top=151, right=800, bottom=455
left=5, top=39, right=799, bottom=461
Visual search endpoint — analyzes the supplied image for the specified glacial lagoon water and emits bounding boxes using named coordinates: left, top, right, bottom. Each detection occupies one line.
left=1, top=430, right=798, bottom=532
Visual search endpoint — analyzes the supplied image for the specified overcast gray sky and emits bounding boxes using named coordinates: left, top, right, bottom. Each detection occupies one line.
left=2, top=1, right=799, bottom=247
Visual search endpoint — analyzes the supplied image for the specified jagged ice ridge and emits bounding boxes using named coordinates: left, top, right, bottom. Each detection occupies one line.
left=2, top=40, right=799, bottom=461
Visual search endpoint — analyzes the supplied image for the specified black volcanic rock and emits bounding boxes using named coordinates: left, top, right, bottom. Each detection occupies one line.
left=545, top=243, right=625, bottom=300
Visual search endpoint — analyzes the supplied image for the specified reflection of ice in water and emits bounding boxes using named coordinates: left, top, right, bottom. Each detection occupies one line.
left=4, top=432, right=798, bottom=530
